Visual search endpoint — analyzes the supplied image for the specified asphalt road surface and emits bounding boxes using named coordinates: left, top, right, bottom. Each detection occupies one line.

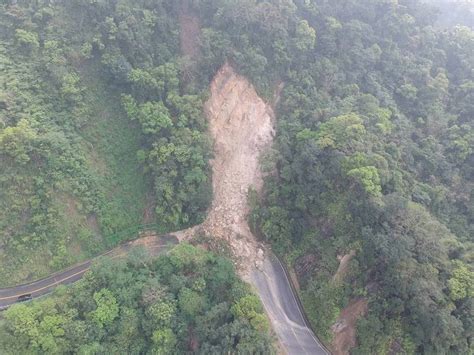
left=0, top=235, right=179, bottom=310
left=1, top=236, right=329, bottom=355
left=250, top=252, right=330, bottom=355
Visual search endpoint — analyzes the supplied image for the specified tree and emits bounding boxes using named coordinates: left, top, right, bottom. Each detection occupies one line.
left=231, top=295, right=269, bottom=331
left=90, top=289, right=119, bottom=328
left=15, top=29, right=39, bottom=52
left=178, top=287, right=207, bottom=319
left=146, top=300, right=177, bottom=328
left=347, top=166, right=382, bottom=196
left=122, top=95, right=172, bottom=135
left=297, top=113, right=366, bottom=153
left=0, top=119, right=38, bottom=164
left=448, top=261, right=474, bottom=301
left=151, top=328, right=176, bottom=355
left=295, top=20, right=316, bottom=51
left=1, top=300, right=71, bottom=354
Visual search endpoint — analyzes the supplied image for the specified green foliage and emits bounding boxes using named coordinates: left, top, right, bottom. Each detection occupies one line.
left=14, top=29, right=39, bottom=52
left=301, top=279, right=345, bottom=342
left=448, top=261, right=474, bottom=301
left=295, top=20, right=317, bottom=51
left=1, top=1, right=473, bottom=353
left=347, top=166, right=382, bottom=196
left=228, top=0, right=474, bottom=353
left=0, top=245, right=273, bottom=354
left=0, top=119, right=37, bottom=164
left=0, top=0, right=208, bottom=284
left=178, top=287, right=207, bottom=318
left=122, top=95, right=172, bottom=135
left=90, top=289, right=119, bottom=328
left=1, top=300, right=71, bottom=354
left=231, top=294, right=269, bottom=332
left=316, top=114, right=366, bottom=152
left=151, top=328, right=176, bottom=355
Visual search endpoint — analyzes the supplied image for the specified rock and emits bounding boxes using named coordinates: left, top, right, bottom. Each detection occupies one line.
left=331, top=320, right=347, bottom=333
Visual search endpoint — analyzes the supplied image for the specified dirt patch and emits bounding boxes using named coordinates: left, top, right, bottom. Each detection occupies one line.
left=63, top=194, right=78, bottom=216
left=202, top=63, right=274, bottom=274
left=333, top=250, right=356, bottom=283
left=179, top=4, right=200, bottom=60
left=331, top=251, right=367, bottom=355
left=178, top=4, right=200, bottom=85
left=177, top=63, right=275, bottom=276
left=330, top=298, right=368, bottom=355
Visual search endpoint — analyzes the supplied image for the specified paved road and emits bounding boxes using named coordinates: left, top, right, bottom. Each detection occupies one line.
left=1, top=236, right=329, bottom=355
left=250, top=252, right=330, bottom=355
left=0, top=235, right=179, bottom=310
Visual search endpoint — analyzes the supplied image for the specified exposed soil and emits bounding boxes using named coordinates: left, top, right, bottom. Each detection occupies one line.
left=330, top=298, right=368, bottom=355
left=179, top=12, right=200, bottom=59
left=175, top=63, right=275, bottom=276
left=176, top=8, right=276, bottom=273
left=333, top=250, right=356, bottom=283
left=178, top=1, right=201, bottom=82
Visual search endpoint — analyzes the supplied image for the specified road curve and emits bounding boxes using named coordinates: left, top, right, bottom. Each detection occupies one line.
left=250, top=252, right=330, bottom=355
left=0, top=236, right=330, bottom=355
left=0, top=235, right=179, bottom=310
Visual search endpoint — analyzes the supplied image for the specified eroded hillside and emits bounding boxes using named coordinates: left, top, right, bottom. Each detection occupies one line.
left=176, top=63, right=274, bottom=275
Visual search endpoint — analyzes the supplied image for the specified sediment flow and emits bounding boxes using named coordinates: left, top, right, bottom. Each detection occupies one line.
left=178, top=63, right=275, bottom=274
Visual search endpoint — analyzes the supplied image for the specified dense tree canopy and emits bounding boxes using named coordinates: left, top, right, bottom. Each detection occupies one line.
left=0, top=0, right=211, bottom=285
left=0, top=245, right=273, bottom=354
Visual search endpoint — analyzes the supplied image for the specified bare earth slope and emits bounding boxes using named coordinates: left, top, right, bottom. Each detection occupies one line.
left=177, top=63, right=274, bottom=274
left=204, top=63, right=274, bottom=267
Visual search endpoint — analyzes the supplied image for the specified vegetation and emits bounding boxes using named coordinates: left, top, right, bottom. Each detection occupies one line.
left=0, top=1, right=211, bottom=285
left=201, top=1, right=473, bottom=353
left=1, top=0, right=473, bottom=354
left=0, top=244, right=273, bottom=354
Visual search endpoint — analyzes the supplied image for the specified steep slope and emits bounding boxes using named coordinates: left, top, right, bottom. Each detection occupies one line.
left=202, top=63, right=275, bottom=271
left=176, top=63, right=275, bottom=273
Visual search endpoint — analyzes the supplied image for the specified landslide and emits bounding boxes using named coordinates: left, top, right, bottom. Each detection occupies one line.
left=176, top=63, right=275, bottom=275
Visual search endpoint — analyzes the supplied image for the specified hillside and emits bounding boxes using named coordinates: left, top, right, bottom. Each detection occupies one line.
left=0, top=1, right=211, bottom=285
left=0, top=1, right=473, bottom=354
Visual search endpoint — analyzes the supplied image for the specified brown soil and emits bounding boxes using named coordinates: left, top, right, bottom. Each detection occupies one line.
left=178, top=4, right=200, bottom=86
left=176, top=63, right=275, bottom=276
left=330, top=298, right=368, bottom=355
left=179, top=4, right=200, bottom=60
left=333, top=250, right=356, bottom=283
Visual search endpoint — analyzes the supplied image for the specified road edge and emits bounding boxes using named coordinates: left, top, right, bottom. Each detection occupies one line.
left=271, top=251, right=332, bottom=355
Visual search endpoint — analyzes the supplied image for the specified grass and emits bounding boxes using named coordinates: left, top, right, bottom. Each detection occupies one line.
left=74, top=61, right=153, bottom=248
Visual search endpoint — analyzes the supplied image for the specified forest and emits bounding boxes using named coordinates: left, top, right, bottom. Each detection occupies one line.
left=0, top=0, right=473, bottom=354
left=0, top=244, right=272, bottom=353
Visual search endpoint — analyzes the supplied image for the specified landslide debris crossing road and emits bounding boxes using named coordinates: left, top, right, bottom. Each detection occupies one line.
left=1, top=64, right=331, bottom=354
left=201, top=63, right=330, bottom=354
left=251, top=253, right=330, bottom=355
left=0, top=235, right=178, bottom=310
